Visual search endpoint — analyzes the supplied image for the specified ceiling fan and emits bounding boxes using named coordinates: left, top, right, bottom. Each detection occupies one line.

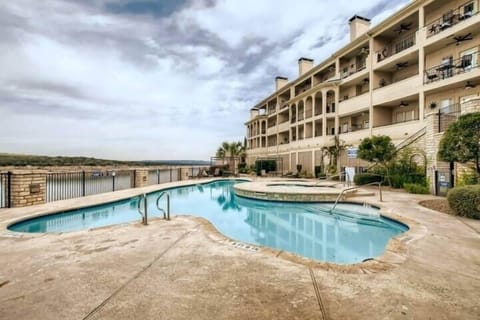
left=395, top=62, right=409, bottom=70
left=394, top=22, right=412, bottom=34
left=448, top=33, right=473, bottom=46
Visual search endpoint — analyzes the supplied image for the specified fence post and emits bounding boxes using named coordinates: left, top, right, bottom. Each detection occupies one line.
left=157, top=169, right=160, bottom=184
left=437, top=110, right=441, bottom=133
left=9, top=170, right=47, bottom=208
left=82, top=171, right=86, bottom=197
left=134, top=169, right=149, bottom=188
left=7, top=171, right=12, bottom=208
left=170, top=168, right=172, bottom=182
left=132, top=170, right=136, bottom=188
left=112, top=172, right=116, bottom=192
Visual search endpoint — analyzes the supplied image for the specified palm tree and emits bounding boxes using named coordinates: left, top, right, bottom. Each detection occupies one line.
left=321, top=135, right=349, bottom=174
left=215, top=141, right=245, bottom=174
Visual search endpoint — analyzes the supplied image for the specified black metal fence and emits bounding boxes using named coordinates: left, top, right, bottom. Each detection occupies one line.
left=0, top=172, right=11, bottom=208
left=437, top=103, right=461, bottom=133
left=46, top=167, right=210, bottom=203
left=425, top=1, right=478, bottom=38
left=424, top=52, right=479, bottom=84
left=46, top=170, right=134, bottom=202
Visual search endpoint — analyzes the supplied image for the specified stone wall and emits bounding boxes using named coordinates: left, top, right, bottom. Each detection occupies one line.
left=10, top=170, right=47, bottom=208
left=134, top=169, right=149, bottom=188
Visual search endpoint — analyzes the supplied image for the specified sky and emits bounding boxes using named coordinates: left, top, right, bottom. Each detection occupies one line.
left=0, top=0, right=410, bottom=160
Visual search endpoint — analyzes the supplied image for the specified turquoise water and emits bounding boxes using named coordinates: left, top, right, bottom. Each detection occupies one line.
left=8, top=180, right=407, bottom=264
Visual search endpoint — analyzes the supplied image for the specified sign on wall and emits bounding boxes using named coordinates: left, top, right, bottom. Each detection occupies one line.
left=347, top=147, right=358, bottom=159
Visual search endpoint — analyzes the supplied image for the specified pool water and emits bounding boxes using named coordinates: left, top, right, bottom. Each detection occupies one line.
left=8, top=180, right=407, bottom=264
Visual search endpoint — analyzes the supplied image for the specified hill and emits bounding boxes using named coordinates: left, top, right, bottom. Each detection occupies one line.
left=0, top=153, right=209, bottom=167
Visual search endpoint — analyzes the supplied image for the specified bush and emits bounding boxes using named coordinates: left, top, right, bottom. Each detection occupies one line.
left=354, top=173, right=383, bottom=185
left=404, top=183, right=430, bottom=194
left=458, top=170, right=479, bottom=186
left=447, top=185, right=480, bottom=219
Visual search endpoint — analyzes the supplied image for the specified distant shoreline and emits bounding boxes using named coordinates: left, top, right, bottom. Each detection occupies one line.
left=0, top=153, right=209, bottom=168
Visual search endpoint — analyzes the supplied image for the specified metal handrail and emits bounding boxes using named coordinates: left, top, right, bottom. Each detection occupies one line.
left=137, top=193, right=148, bottom=225
left=325, top=171, right=351, bottom=187
left=329, top=186, right=357, bottom=214
left=362, top=181, right=383, bottom=202
left=156, top=192, right=170, bottom=220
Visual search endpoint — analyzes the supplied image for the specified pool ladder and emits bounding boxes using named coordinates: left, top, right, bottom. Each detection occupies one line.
left=329, top=186, right=357, bottom=214
left=136, top=192, right=170, bottom=225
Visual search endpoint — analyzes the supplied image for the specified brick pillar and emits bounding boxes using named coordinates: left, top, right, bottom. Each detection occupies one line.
left=10, top=170, right=47, bottom=208
left=461, top=97, right=480, bottom=115
left=180, top=168, right=189, bottom=181
left=134, top=169, right=149, bottom=188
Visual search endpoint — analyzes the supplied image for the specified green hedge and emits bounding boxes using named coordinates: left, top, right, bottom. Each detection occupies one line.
left=354, top=173, right=383, bottom=185
left=403, top=183, right=429, bottom=194
left=447, top=185, right=480, bottom=219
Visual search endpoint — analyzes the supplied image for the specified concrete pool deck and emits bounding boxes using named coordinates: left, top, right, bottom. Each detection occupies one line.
left=0, top=178, right=479, bottom=319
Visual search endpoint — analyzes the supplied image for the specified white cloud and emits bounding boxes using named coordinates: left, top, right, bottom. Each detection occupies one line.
left=0, top=0, right=409, bottom=160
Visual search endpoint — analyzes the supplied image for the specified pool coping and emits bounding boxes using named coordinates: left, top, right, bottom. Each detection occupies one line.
left=0, top=178, right=424, bottom=273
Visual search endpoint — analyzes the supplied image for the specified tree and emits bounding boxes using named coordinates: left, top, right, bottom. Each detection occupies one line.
left=216, top=141, right=244, bottom=158
left=321, top=135, right=349, bottom=173
left=358, top=135, right=396, bottom=185
left=215, top=141, right=245, bottom=173
left=438, top=112, right=480, bottom=174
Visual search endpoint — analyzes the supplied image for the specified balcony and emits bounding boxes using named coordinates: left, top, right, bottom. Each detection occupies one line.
left=424, top=52, right=479, bottom=84
left=376, top=33, right=416, bottom=63
left=372, top=119, right=423, bottom=143
left=338, top=94, right=369, bottom=116
left=341, top=63, right=367, bottom=80
left=339, top=128, right=370, bottom=144
left=425, top=1, right=478, bottom=38
left=277, top=121, right=290, bottom=133
left=372, top=75, right=420, bottom=105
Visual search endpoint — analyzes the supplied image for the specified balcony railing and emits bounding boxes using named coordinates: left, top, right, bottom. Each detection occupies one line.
left=425, top=1, right=478, bottom=38
left=424, top=52, right=479, bottom=84
left=340, top=123, right=369, bottom=134
left=373, top=114, right=419, bottom=128
left=376, top=33, right=416, bottom=62
left=341, top=63, right=367, bottom=79
left=268, top=107, right=276, bottom=115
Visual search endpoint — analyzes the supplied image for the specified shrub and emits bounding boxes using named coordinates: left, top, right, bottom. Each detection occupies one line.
left=404, top=183, right=430, bottom=194
left=354, top=173, right=383, bottom=185
left=458, top=169, right=479, bottom=186
left=447, top=185, right=480, bottom=219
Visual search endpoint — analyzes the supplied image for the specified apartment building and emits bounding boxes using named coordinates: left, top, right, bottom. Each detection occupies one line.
left=245, top=0, right=480, bottom=191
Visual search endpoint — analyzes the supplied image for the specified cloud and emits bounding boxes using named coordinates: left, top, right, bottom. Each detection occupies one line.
left=0, top=0, right=409, bottom=160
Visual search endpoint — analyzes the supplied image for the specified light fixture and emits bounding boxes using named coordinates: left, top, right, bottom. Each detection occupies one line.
left=399, top=101, right=409, bottom=107
left=465, top=81, right=475, bottom=89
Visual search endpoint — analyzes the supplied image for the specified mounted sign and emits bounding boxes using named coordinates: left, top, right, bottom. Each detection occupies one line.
left=347, top=147, right=358, bottom=159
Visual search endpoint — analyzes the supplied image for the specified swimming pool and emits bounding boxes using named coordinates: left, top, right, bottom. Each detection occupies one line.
left=8, top=180, right=407, bottom=264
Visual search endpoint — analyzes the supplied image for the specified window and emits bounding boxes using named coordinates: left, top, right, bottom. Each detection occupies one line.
left=461, top=48, right=477, bottom=70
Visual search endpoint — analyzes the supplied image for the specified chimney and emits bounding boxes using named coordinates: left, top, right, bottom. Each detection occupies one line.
left=298, top=57, right=314, bottom=76
left=349, top=15, right=371, bottom=41
left=250, top=108, right=259, bottom=119
left=275, top=76, right=289, bottom=91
